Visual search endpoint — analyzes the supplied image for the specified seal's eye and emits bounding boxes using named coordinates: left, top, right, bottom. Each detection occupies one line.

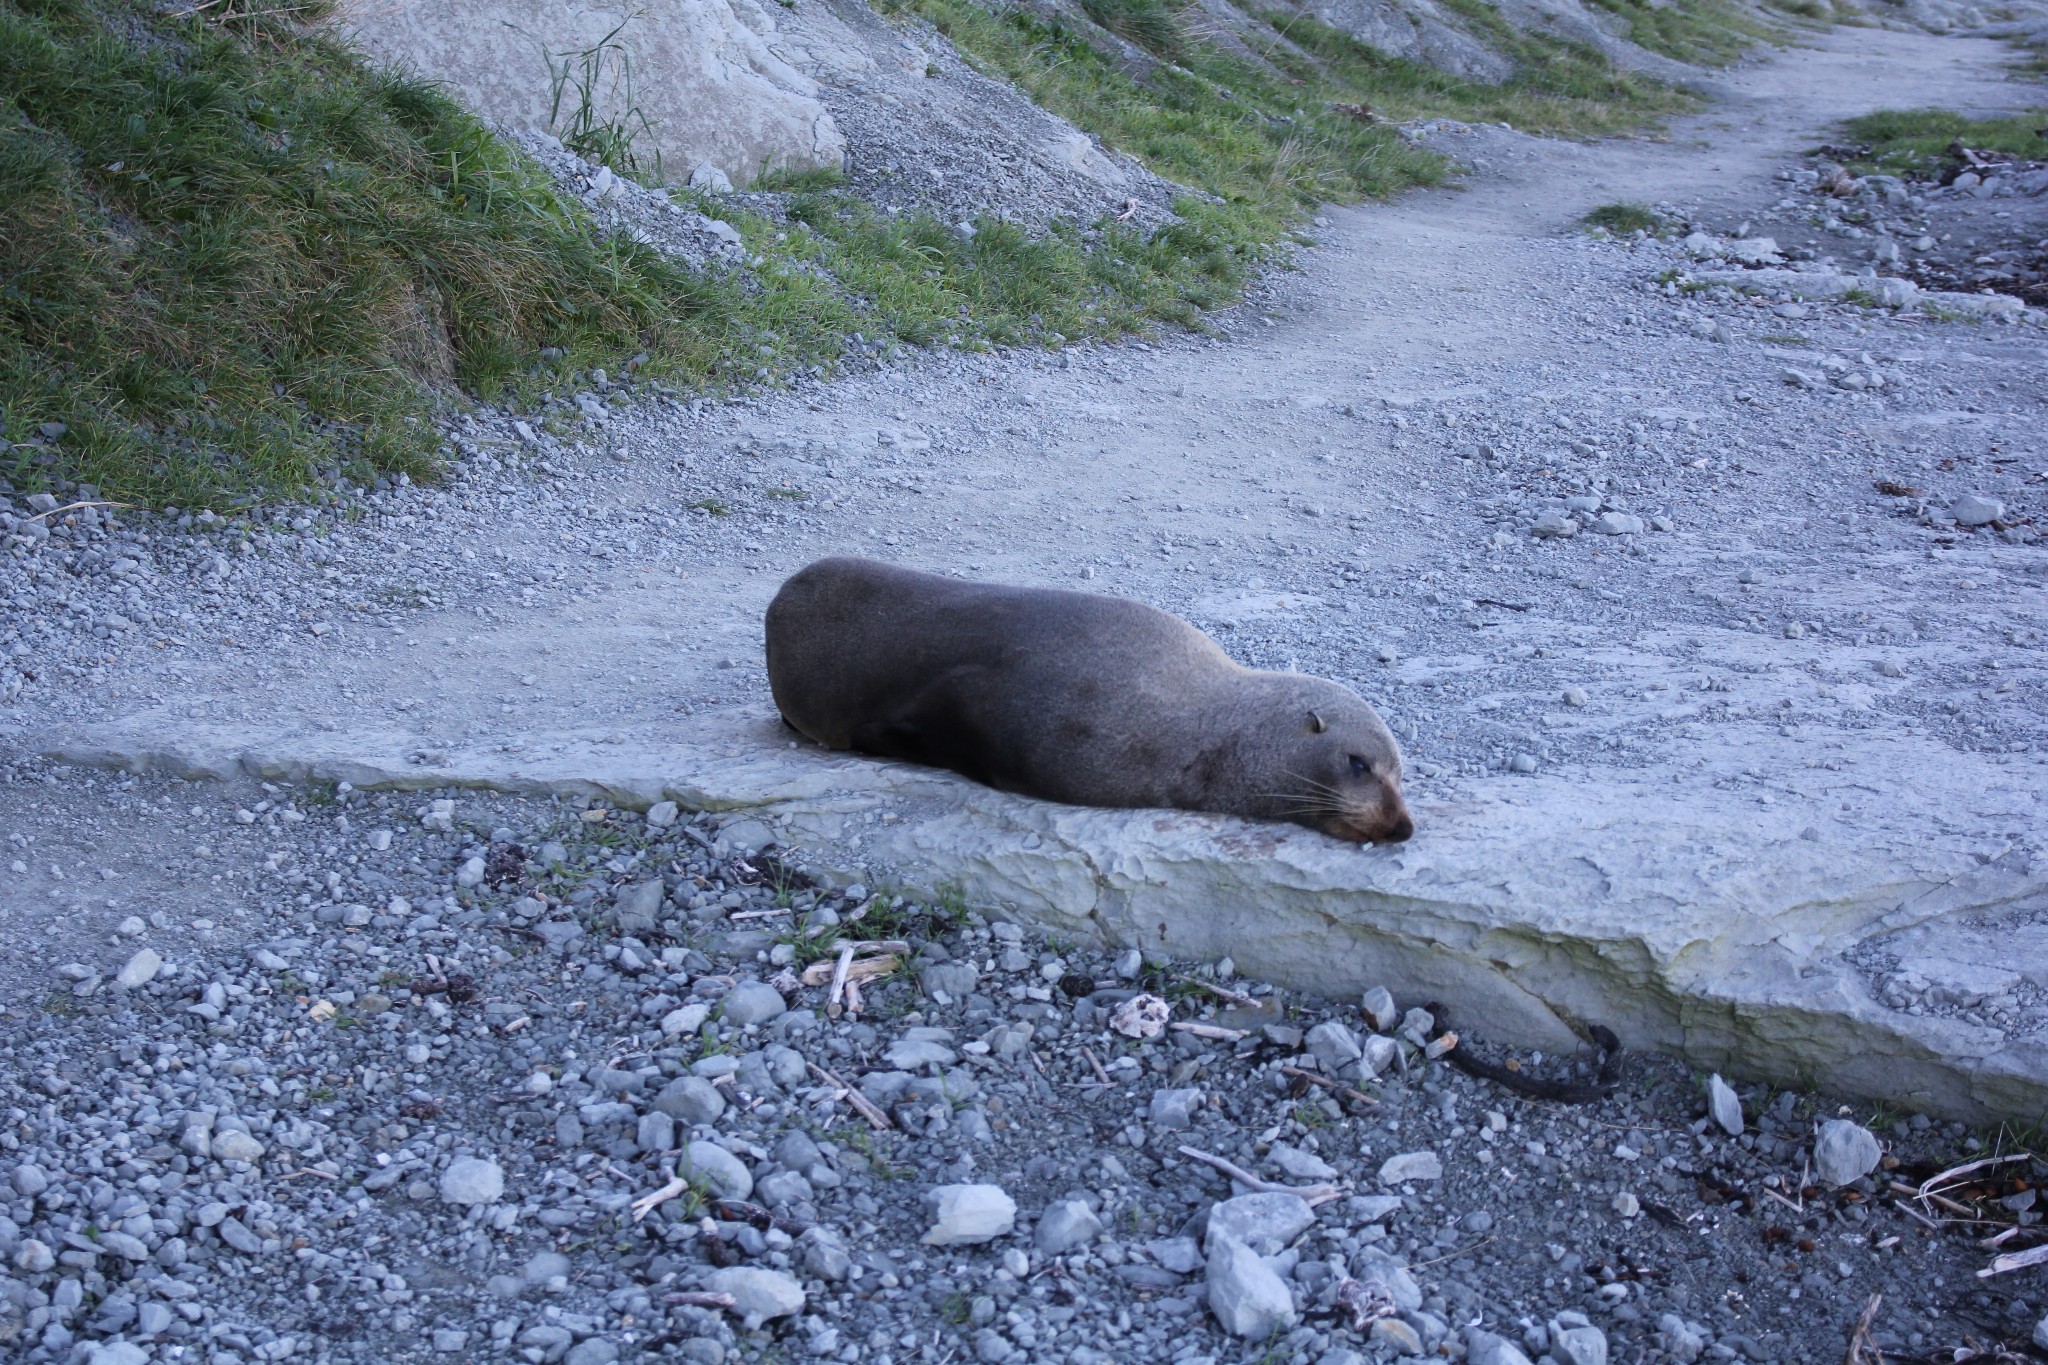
left=1349, top=755, right=1370, bottom=778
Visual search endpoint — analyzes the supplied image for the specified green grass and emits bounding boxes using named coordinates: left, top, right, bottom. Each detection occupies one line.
left=1582, top=0, right=1779, bottom=67
left=1, top=0, right=731, bottom=507
left=1582, top=201, right=1664, bottom=234
left=1834, top=106, right=2048, bottom=178
left=4, top=0, right=1729, bottom=509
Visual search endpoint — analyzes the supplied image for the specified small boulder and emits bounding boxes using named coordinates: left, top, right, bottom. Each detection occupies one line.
left=704, top=1266, right=804, bottom=1329
left=1205, top=1192, right=1314, bottom=1256
left=682, top=1140, right=753, bottom=1200
left=1378, top=1150, right=1443, bottom=1184
left=1813, top=1119, right=1882, bottom=1187
left=439, top=1156, right=505, bottom=1205
left=923, top=1184, right=1016, bottom=1245
left=1706, top=1074, right=1743, bottom=1137
left=1206, top=1232, right=1296, bottom=1340
left=720, top=981, right=787, bottom=1027
left=1035, top=1198, right=1104, bottom=1255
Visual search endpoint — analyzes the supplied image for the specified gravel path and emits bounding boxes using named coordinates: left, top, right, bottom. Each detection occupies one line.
left=2, top=21, right=2048, bottom=1365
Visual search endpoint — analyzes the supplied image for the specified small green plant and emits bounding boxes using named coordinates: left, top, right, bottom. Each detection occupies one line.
left=940, top=1290, right=973, bottom=1326
left=310, top=1086, right=335, bottom=1101
left=1079, top=0, right=1193, bottom=61
left=531, top=15, right=663, bottom=183
left=1582, top=202, right=1664, bottom=235
left=763, top=485, right=808, bottom=500
left=750, top=164, right=849, bottom=193
left=1760, top=332, right=1810, bottom=345
left=688, top=498, right=732, bottom=516
left=1834, top=107, right=2048, bottom=178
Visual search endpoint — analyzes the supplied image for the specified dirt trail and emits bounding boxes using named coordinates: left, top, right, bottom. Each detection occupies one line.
left=8, top=26, right=2048, bottom=1085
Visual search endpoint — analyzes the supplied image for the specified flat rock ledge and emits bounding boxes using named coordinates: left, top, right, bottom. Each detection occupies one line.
left=41, top=710, right=2048, bottom=1123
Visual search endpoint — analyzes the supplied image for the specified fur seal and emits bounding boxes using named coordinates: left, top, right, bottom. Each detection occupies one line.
left=763, top=557, right=1413, bottom=844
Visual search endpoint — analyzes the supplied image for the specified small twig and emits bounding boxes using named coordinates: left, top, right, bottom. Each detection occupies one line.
left=808, top=1062, right=892, bottom=1130
left=632, top=1171, right=692, bottom=1222
left=1979, top=1242, right=2048, bottom=1278
left=665, top=1291, right=737, bottom=1309
left=1410, top=1236, right=1499, bottom=1271
left=1114, top=197, right=1138, bottom=221
left=1178, top=1145, right=1343, bottom=1207
left=1762, top=1185, right=1806, bottom=1216
left=280, top=1168, right=339, bottom=1181
left=1281, top=1064, right=1380, bottom=1107
left=1171, top=1021, right=1248, bottom=1041
left=826, top=941, right=855, bottom=1019
left=728, top=907, right=789, bottom=921
left=1843, top=1292, right=1883, bottom=1365
left=24, top=499, right=132, bottom=522
left=1081, top=1047, right=1112, bottom=1085
left=1179, top=978, right=1262, bottom=1009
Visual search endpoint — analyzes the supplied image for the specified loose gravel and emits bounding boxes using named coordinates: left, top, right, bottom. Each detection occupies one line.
left=0, top=766, right=2043, bottom=1365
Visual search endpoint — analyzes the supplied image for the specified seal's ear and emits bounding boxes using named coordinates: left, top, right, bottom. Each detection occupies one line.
left=1307, top=711, right=1328, bottom=734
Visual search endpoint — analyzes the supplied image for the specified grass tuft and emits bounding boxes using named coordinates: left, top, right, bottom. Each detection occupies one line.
left=1834, top=106, right=2048, bottom=179
left=1582, top=201, right=1663, bottom=234
left=1582, top=0, right=1781, bottom=67
left=1080, top=0, right=1195, bottom=61
left=0, top=0, right=724, bottom=507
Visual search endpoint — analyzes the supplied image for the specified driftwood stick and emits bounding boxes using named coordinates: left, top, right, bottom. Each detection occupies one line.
left=808, top=1062, right=892, bottom=1130
left=1178, top=1145, right=1343, bottom=1207
left=1281, top=1064, right=1380, bottom=1107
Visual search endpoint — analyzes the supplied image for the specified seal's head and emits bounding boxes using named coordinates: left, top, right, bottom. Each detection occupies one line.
left=1266, top=683, right=1412, bottom=845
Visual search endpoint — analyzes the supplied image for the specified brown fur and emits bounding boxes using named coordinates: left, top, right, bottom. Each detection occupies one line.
left=764, top=557, right=1412, bottom=844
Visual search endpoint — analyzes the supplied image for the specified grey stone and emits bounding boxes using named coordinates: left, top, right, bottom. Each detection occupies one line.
left=85, top=1345, right=151, bottom=1365
left=1551, top=1319, right=1609, bottom=1365
left=1589, top=512, right=1646, bottom=535
left=682, top=1141, right=753, bottom=1200
left=1205, top=1192, right=1314, bottom=1256
left=1531, top=509, right=1579, bottom=539
left=1206, top=1232, right=1296, bottom=1340
left=1305, top=1020, right=1363, bottom=1069
left=115, top=948, right=162, bottom=988
left=1035, top=1198, right=1104, bottom=1255
left=566, top=1340, right=620, bottom=1365
left=210, top=1130, right=265, bottom=1164
left=800, top=1226, right=852, bottom=1280
left=614, top=880, right=665, bottom=931
left=1706, top=1074, right=1743, bottom=1136
left=886, top=1028, right=958, bottom=1069
left=535, top=919, right=585, bottom=951
left=1378, top=1150, right=1442, bottom=1184
left=1952, top=495, right=2004, bottom=528
left=1269, top=1144, right=1338, bottom=1180
left=1359, top=1034, right=1400, bottom=1078
left=645, top=800, right=680, bottom=827
left=439, top=1156, right=505, bottom=1205
left=433, top=1329, right=470, bottom=1353
left=1814, top=1119, right=1882, bottom=1187
left=704, top=1266, right=805, bottom=1329
left=1467, top=1328, right=1537, bottom=1365
left=655, top=1075, right=727, bottom=1126
left=2032, top=1314, right=2048, bottom=1352
left=636, top=1111, right=676, bottom=1154
left=1658, top=1314, right=1706, bottom=1364
left=923, top=1184, right=1016, bottom=1245
left=1360, top=986, right=1398, bottom=1032
left=1347, top=1194, right=1404, bottom=1222
left=720, top=981, right=787, bottom=1026
left=1149, top=1087, right=1202, bottom=1130
left=919, top=960, right=979, bottom=1000
left=524, top=1250, right=572, bottom=1284
left=1149, top=1235, right=1204, bottom=1273
left=1353, top=1245, right=1421, bottom=1311
left=1373, top=1318, right=1425, bottom=1355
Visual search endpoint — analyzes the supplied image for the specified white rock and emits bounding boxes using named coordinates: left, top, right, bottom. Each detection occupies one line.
left=85, top=1344, right=151, bottom=1365
left=885, top=1030, right=958, bottom=1070
left=1035, top=1198, right=1103, bottom=1255
left=922, top=1184, right=1015, bottom=1245
left=116, top=916, right=145, bottom=937
left=115, top=948, right=162, bottom=989
left=1589, top=512, right=1645, bottom=535
left=1360, top=986, right=1398, bottom=1032
left=1378, top=1151, right=1443, bottom=1184
left=1725, top=237, right=1780, bottom=264
left=646, top=800, right=680, bottom=828
left=1813, top=1119, right=1881, bottom=1187
left=661, top=1001, right=711, bottom=1037
left=455, top=856, right=486, bottom=888
left=1706, top=1074, right=1743, bottom=1136
left=1952, top=495, right=2004, bottom=528
left=1110, top=993, right=1169, bottom=1038
left=2033, top=1313, right=2048, bottom=1352
left=1682, top=232, right=1723, bottom=259
left=210, top=1130, right=265, bottom=1163
left=1206, top=1231, right=1297, bottom=1340
left=1373, top=1318, right=1426, bottom=1354
left=1552, top=1319, right=1609, bottom=1365
left=439, top=1156, right=505, bottom=1205
left=705, top=1266, right=805, bottom=1329
left=1269, top=1144, right=1339, bottom=1180
left=689, top=162, right=736, bottom=193
left=682, top=1141, right=753, bottom=1200
left=1205, top=1193, right=1314, bottom=1255
left=1530, top=509, right=1578, bottom=539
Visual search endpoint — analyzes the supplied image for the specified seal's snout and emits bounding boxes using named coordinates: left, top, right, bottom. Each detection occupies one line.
left=1373, top=811, right=1415, bottom=845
